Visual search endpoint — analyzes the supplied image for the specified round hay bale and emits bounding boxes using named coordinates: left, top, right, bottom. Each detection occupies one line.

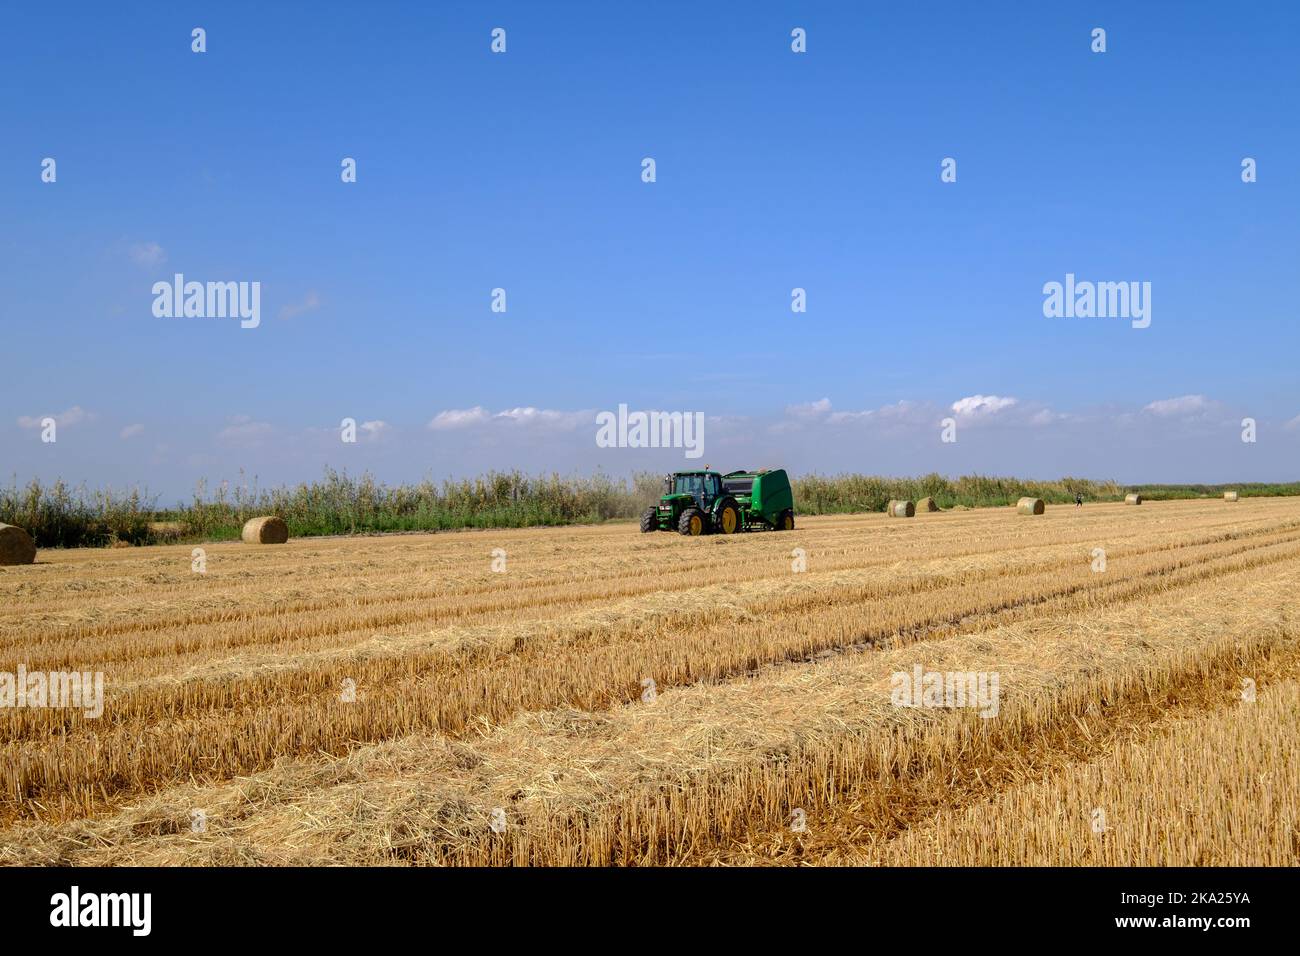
left=890, top=500, right=916, bottom=518
left=917, top=496, right=940, bottom=512
left=885, top=499, right=896, bottom=515
left=1124, top=493, right=1142, bottom=505
left=0, top=524, right=36, bottom=565
left=1224, top=491, right=1239, bottom=502
left=241, top=516, right=289, bottom=544
left=1016, top=497, right=1045, bottom=516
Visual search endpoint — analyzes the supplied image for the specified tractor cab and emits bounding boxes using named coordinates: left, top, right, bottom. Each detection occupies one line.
left=661, top=471, right=723, bottom=512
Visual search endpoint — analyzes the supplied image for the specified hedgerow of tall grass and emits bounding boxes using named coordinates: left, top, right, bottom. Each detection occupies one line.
left=178, top=468, right=665, bottom=541
left=3, top=470, right=1296, bottom=549
left=792, top=472, right=1129, bottom=513
left=0, top=478, right=159, bottom=548
left=1128, top=482, right=1300, bottom=500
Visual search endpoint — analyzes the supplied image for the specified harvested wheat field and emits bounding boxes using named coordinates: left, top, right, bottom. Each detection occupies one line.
left=1, top=497, right=1298, bottom=866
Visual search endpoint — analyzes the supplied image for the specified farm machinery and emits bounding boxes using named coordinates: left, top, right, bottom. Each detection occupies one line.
left=640, top=468, right=795, bottom=536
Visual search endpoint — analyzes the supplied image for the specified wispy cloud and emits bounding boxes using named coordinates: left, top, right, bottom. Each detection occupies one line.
left=279, top=291, right=322, bottom=320
left=774, top=398, right=934, bottom=432
left=428, top=406, right=588, bottom=431
left=494, top=407, right=589, bottom=430
left=127, top=241, right=167, bottom=268
left=1142, top=394, right=1214, bottom=418
left=119, top=423, right=145, bottom=439
left=871, top=400, right=928, bottom=424
left=786, top=398, right=833, bottom=419
left=17, top=405, right=91, bottom=429
left=217, top=415, right=274, bottom=445
left=780, top=395, right=1057, bottom=435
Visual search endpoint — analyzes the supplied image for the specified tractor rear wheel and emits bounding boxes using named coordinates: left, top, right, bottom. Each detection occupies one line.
left=678, top=507, right=706, bottom=536
left=640, top=508, right=657, bottom=533
left=777, top=510, right=795, bottom=531
left=716, top=501, right=740, bottom=534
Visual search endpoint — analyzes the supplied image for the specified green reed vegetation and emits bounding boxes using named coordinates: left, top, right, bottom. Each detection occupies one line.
left=3, top=469, right=1295, bottom=548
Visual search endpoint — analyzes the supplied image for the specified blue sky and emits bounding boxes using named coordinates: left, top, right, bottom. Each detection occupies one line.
left=3, top=1, right=1298, bottom=500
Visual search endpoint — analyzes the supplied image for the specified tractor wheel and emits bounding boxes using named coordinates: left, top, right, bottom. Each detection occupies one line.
left=640, top=508, right=657, bottom=533
left=716, top=500, right=741, bottom=535
left=777, top=510, right=795, bottom=531
left=678, top=507, right=706, bottom=537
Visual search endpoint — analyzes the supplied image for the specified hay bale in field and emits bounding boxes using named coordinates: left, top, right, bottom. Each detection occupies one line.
left=1125, top=493, right=1143, bottom=505
left=0, top=524, right=36, bottom=565
left=1224, top=491, right=1239, bottom=502
left=917, top=496, right=939, bottom=512
left=241, top=516, right=289, bottom=544
left=1016, top=497, right=1045, bottom=516
left=890, top=500, right=916, bottom=518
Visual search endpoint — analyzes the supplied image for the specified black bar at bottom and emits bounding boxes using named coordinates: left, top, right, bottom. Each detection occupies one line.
left=0, top=866, right=1282, bottom=941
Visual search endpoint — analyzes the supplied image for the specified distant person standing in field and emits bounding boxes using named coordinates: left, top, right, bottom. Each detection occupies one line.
left=1075, top=493, right=1083, bottom=508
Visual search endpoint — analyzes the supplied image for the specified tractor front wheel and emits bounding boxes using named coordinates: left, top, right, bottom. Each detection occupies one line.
left=640, top=508, right=657, bottom=533
left=678, top=507, right=706, bottom=537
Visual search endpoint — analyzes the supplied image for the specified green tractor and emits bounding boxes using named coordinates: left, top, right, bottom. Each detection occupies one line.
left=640, top=468, right=796, bottom=536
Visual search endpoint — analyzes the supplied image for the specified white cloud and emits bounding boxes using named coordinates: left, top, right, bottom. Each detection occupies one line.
left=775, top=398, right=936, bottom=433
left=428, top=407, right=491, bottom=430
left=777, top=398, right=849, bottom=431
left=119, top=423, right=145, bottom=439
left=493, top=407, right=589, bottom=430
left=428, top=406, right=588, bottom=432
left=494, top=407, right=546, bottom=424
left=873, top=400, right=928, bottom=423
left=1284, top=414, right=1300, bottom=431
left=279, top=291, right=322, bottom=321
left=786, top=398, right=833, bottom=419
left=780, top=396, right=1053, bottom=435
left=951, top=394, right=1018, bottom=418
left=127, top=241, right=167, bottom=268
left=357, top=420, right=391, bottom=442
left=1142, top=395, right=1212, bottom=417
left=826, top=409, right=875, bottom=425
left=17, top=405, right=91, bottom=429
